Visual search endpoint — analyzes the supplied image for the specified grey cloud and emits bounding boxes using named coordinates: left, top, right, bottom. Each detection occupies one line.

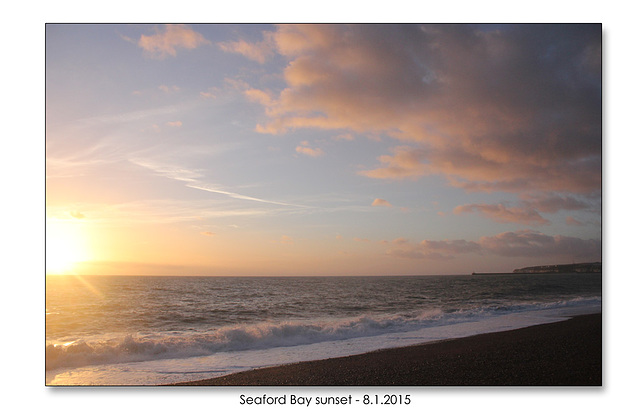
left=453, top=203, right=550, bottom=226
left=386, top=230, right=600, bottom=261
left=520, top=193, right=592, bottom=213
left=479, top=230, right=600, bottom=258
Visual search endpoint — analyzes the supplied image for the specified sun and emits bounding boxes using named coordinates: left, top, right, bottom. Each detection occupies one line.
left=46, top=220, right=91, bottom=275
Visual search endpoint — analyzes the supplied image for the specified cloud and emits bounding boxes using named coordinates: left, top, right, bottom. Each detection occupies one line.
left=360, top=147, right=430, bottom=180
left=371, top=198, right=392, bottom=207
left=200, top=231, right=216, bottom=236
left=520, top=193, right=591, bottom=213
left=69, top=211, right=85, bottom=219
left=200, top=88, right=216, bottom=99
left=566, top=216, right=584, bottom=226
left=218, top=33, right=276, bottom=64
left=166, top=121, right=183, bottom=127
left=334, top=133, right=354, bottom=141
left=391, top=237, right=409, bottom=245
left=48, top=200, right=278, bottom=226
left=387, top=238, right=480, bottom=260
left=452, top=191, right=597, bottom=226
left=138, top=24, right=210, bottom=59
left=385, top=230, right=600, bottom=261
left=230, top=24, right=601, bottom=196
left=159, top=85, right=180, bottom=93
left=280, top=235, right=293, bottom=244
left=296, top=142, right=325, bottom=157
left=453, top=203, right=550, bottom=226
left=478, top=230, right=600, bottom=258
left=187, top=183, right=307, bottom=207
left=129, top=158, right=309, bottom=208
left=77, top=105, right=180, bottom=127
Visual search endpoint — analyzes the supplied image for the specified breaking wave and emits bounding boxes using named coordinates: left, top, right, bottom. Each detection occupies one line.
left=46, top=296, right=600, bottom=371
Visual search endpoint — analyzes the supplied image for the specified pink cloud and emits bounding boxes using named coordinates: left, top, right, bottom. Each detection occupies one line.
left=360, top=147, right=431, bottom=180
left=158, top=85, right=180, bottom=93
left=138, top=25, right=210, bottom=59
left=566, top=216, right=584, bottom=226
left=226, top=24, right=600, bottom=196
left=200, top=89, right=216, bottom=99
left=296, top=142, right=324, bottom=157
left=391, top=237, right=409, bottom=246
left=450, top=192, right=596, bottom=226
left=218, top=32, right=276, bottom=64
left=453, top=203, right=550, bottom=226
left=371, top=198, right=392, bottom=207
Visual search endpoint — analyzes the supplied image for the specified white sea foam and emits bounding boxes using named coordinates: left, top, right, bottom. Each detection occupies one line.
left=46, top=296, right=601, bottom=384
left=46, top=274, right=602, bottom=384
left=47, top=303, right=602, bottom=385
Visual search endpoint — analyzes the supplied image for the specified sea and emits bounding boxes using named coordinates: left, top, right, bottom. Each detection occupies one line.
left=45, top=273, right=602, bottom=385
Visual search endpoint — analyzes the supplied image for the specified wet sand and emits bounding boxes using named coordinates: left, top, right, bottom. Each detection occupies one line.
left=172, top=313, right=601, bottom=386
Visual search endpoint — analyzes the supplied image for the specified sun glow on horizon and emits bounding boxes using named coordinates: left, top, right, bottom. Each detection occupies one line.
left=46, top=220, right=92, bottom=275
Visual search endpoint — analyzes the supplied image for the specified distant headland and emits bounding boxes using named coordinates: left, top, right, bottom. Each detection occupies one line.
left=472, top=262, right=602, bottom=275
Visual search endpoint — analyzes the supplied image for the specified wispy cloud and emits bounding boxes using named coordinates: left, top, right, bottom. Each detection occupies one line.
left=74, top=105, right=180, bottom=128
left=566, top=216, right=584, bottom=226
left=129, top=158, right=202, bottom=183
left=46, top=139, right=129, bottom=179
left=387, top=238, right=480, bottom=260
left=519, top=192, right=592, bottom=213
left=159, top=85, right=181, bottom=93
left=296, top=141, right=325, bottom=157
left=453, top=203, right=550, bottom=226
left=47, top=199, right=282, bottom=226
left=218, top=33, right=276, bottom=64
left=138, top=24, right=210, bottom=59
left=186, top=183, right=308, bottom=208
left=129, top=158, right=309, bottom=208
left=200, top=88, right=217, bottom=99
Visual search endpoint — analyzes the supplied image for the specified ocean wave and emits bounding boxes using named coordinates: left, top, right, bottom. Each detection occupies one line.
left=46, top=296, right=600, bottom=371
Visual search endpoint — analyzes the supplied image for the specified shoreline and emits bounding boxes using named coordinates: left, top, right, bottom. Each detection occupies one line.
left=171, top=313, right=601, bottom=386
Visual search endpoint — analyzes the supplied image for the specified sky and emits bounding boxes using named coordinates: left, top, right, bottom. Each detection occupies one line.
left=45, top=23, right=602, bottom=276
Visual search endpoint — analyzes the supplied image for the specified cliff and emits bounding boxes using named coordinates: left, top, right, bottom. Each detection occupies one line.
left=512, top=262, right=601, bottom=274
